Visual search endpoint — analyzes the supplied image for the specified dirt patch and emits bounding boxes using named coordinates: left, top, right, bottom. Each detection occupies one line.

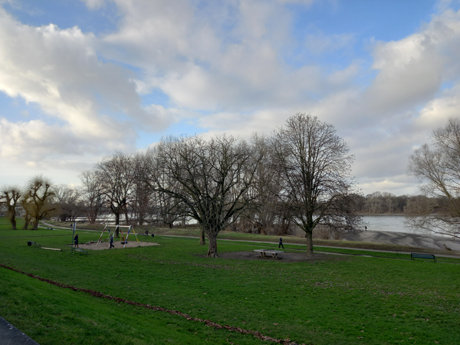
left=77, top=241, right=160, bottom=250
left=203, top=251, right=347, bottom=262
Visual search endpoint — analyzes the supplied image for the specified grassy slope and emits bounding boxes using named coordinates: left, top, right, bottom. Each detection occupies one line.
left=1, top=217, right=459, bottom=345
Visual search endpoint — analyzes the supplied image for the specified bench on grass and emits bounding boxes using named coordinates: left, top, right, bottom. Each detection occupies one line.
left=74, top=247, right=88, bottom=255
left=411, top=253, right=436, bottom=262
left=254, top=249, right=284, bottom=259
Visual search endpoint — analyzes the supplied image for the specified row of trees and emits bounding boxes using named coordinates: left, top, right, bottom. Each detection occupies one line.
left=77, top=114, right=359, bottom=256
left=353, top=192, right=437, bottom=214
left=0, top=176, right=55, bottom=230
left=4, top=115, right=457, bottom=254
left=1, top=114, right=360, bottom=256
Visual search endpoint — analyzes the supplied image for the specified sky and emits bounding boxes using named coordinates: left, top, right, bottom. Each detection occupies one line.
left=1, top=0, right=460, bottom=196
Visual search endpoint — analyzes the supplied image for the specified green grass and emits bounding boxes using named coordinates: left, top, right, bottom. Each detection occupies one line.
left=1, top=217, right=460, bottom=344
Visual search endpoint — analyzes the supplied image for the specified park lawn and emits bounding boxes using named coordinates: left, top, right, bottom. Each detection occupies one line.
left=0, top=218, right=459, bottom=344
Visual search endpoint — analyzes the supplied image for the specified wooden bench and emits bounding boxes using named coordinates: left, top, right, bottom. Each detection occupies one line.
left=74, top=247, right=88, bottom=255
left=254, top=249, right=284, bottom=259
left=411, top=253, right=436, bottom=262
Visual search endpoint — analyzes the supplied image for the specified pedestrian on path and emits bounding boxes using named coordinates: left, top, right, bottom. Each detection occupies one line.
left=279, top=237, right=285, bottom=249
left=109, top=234, right=114, bottom=249
left=74, top=234, right=79, bottom=248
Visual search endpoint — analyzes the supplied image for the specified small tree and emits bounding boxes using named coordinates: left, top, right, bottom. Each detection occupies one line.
left=146, top=135, right=261, bottom=257
left=407, top=118, right=460, bottom=238
left=270, top=113, right=360, bottom=256
left=0, top=186, right=22, bottom=229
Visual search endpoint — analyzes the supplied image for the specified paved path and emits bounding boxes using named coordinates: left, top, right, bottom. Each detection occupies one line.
left=159, top=235, right=460, bottom=259
left=0, top=316, right=40, bottom=345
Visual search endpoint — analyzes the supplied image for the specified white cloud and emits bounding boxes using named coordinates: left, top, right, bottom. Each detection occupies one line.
left=81, top=0, right=106, bottom=9
left=3, top=1, right=460, bottom=195
left=0, top=7, right=175, bottom=175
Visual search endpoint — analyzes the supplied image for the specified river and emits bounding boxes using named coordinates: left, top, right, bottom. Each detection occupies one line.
left=362, top=215, right=419, bottom=234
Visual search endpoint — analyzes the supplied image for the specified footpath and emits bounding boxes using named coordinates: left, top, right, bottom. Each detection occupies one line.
left=0, top=316, right=40, bottom=345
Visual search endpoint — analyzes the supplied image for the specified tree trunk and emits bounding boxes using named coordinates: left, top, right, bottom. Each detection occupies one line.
left=207, top=232, right=218, bottom=257
left=124, top=209, right=130, bottom=224
left=305, top=230, right=313, bottom=257
left=23, top=214, right=30, bottom=230
left=200, top=228, right=206, bottom=245
left=32, top=218, right=40, bottom=230
left=10, top=217, right=17, bottom=230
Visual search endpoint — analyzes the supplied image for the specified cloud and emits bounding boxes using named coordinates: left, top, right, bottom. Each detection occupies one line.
left=100, top=0, right=349, bottom=112
left=3, top=0, right=460, bottom=195
left=0, top=6, right=175, bottom=172
left=81, top=0, right=107, bottom=9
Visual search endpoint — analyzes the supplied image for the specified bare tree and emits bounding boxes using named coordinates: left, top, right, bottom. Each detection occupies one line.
left=0, top=186, right=22, bottom=229
left=245, top=134, right=291, bottom=235
left=80, top=170, right=104, bottom=224
left=131, top=153, right=154, bottom=225
left=54, top=185, right=81, bottom=222
left=407, top=118, right=460, bottom=238
left=270, top=113, right=360, bottom=256
left=20, top=193, right=33, bottom=230
left=146, top=135, right=261, bottom=257
left=24, top=176, right=56, bottom=230
left=151, top=185, right=186, bottom=228
left=96, top=152, right=135, bottom=231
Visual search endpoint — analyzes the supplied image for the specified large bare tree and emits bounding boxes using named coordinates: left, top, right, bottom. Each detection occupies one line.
left=24, top=176, right=56, bottom=230
left=0, top=186, right=22, bottom=229
left=407, top=118, right=460, bottom=238
left=270, top=113, right=360, bottom=256
left=146, top=135, right=261, bottom=257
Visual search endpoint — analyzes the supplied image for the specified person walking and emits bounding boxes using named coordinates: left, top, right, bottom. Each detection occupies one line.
left=74, top=234, right=79, bottom=248
left=279, top=236, right=285, bottom=249
left=109, top=234, right=114, bottom=249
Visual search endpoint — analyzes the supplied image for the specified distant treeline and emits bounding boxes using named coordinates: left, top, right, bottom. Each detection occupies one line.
left=353, top=192, right=444, bottom=215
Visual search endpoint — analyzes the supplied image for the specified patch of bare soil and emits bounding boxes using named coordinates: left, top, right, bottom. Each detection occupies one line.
left=213, top=251, right=346, bottom=262
left=78, top=241, right=160, bottom=250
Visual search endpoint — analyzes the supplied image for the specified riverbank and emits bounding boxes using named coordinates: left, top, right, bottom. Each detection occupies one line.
left=341, top=229, right=460, bottom=251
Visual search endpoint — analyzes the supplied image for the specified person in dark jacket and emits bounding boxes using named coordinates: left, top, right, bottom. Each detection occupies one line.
left=74, top=234, right=79, bottom=248
left=109, top=234, right=114, bottom=249
left=279, top=237, right=284, bottom=249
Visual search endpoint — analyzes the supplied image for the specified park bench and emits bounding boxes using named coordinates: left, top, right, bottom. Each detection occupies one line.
left=411, top=253, right=436, bottom=262
left=74, top=247, right=88, bottom=255
left=254, top=249, right=284, bottom=259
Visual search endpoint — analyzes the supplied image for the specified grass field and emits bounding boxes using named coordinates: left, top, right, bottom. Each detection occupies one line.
left=0, top=217, right=459, bottom=344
